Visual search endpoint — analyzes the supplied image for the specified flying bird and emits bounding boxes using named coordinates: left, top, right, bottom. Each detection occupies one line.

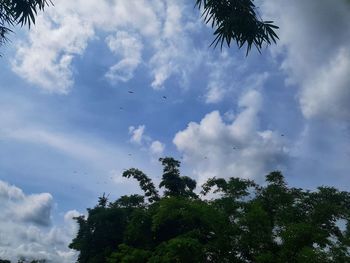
left=162, top=96, right=167, bottom=99
left=128, top=91, right=134, bottom=94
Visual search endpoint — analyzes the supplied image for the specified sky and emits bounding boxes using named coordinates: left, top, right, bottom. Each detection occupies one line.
left=0, top=0, right=350, bottom=262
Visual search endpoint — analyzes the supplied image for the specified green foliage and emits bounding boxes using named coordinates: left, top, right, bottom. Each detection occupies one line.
left=70, top=158, right=350, bottom=263
left=122, top=169, right=159, bottom=202
left=195, top=0, right=279, bottom=54
left=0, top=0, right=51, bottom=45
left=148, top=237, right=205, bottom=263
left=107, top=244, right=151, bottom=263
left=158, top=157, right=197, bottom=198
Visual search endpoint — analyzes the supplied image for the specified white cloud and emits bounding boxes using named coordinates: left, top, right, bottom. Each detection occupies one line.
left=11, top=0, right=202, bottom=93
left=173, top=90, right=289, bottom=184
left=204, top=51, right=234, bottom=104
left=0, top=181, right=78, bottom=262
left=105, top=31, right=143, bottom=82
left=262, top=0, right=350, bottom=121
left=10, top=0, right=159, bottom=93
left=12, top=13, right=94, bottom=94
left=149, top=1, right=202, bottom=90
left=300, top=48, right=350, bottom=120
left=205, top=84, right=225, bottom=104
left=0, top=182, right=53, bottom=228
left=129, top=125, right=146, bottom=144
left=14, top=193, right=53, bottom=227
left=202, top=52, right=270, bottom=104
left=128, top=125, right=166, bottom=158
left=150, top=140, right=165, bottom=155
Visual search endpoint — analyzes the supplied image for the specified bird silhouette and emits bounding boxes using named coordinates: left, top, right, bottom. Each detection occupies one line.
left=128, top=91, right=134, bottom=94
left=162, top=96, right=167, bottom=99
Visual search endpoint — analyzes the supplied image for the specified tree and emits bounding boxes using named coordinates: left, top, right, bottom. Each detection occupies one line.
left=158, top=157, right=197, bottom=198
left=195, top=0, right=279, bottom=54
left=71, top=157, right=349, bottom=263
left=0, top=0, right=51, bottom=46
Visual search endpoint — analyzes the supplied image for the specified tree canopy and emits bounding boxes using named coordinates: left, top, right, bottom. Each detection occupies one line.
left=0, top=0, right=277, bottom=55
left=70, top=157, right=350, bottom=263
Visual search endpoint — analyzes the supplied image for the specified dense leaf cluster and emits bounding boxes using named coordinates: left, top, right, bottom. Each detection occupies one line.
left=70, top=157, right=350, bottom=263
left=195, top=0, right=278, bottom=54
left=0, top=0, right=50, bottom=45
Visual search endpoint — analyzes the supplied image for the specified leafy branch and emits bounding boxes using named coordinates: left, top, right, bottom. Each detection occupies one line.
left=195, top=0, right=279, bottom=55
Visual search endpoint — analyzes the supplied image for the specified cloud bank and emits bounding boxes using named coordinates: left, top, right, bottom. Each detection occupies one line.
left=0, top=181, right=78, bottom=262
left=262, top=0, right=350, bottom=121
left=11, top=0, right=201, bottom=93
left=174, top=90, right=289, bottom=184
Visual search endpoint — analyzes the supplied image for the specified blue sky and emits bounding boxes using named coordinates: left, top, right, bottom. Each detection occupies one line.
left=0, top=0, right=350, bottom=261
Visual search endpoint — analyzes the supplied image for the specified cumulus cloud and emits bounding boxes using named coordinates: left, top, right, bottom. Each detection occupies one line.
left=105, top=31, right=143, bottom=82
left=150, top=140, right=165, bottom=155
left=14, top=193, right=53, bottom=227
left=300, top=48, right=350, bottom=120
left=12, top=13, right=94, bottom=94
left=149, top=1, right=202, bottom=90
left=0, top=181, right=78, bottom=262
left=129, top=125, right=146, bottom=144
left=173, top=90, right=289, bottom=184
left=11, top=0, right=201, bottom=93
left=11, top=0, right=160, bottom=93
left=262, top=0, right=350, bottom=121
left=0, top=181, right=53, bottom=227
left=128, top=125, right=165, bottom=157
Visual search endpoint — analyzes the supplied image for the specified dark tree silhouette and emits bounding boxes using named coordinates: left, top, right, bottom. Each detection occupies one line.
left=0, top=0, right=51, bottom=45
left=158, top=157, right=197, bottom=198
left=195, top=0, right=279, bottom=54
left=70, top=157, right=350, bottom=263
